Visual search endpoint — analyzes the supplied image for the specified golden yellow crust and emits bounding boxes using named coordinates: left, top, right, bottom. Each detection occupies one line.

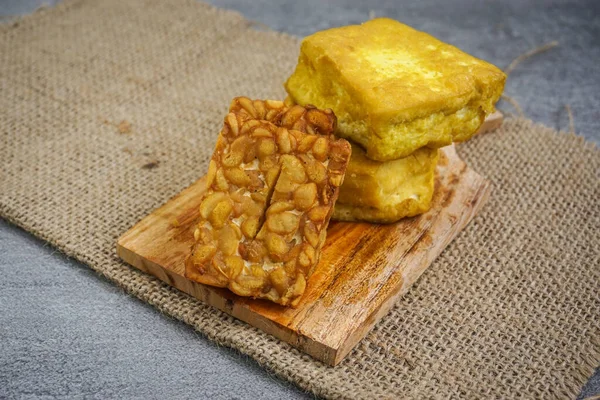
left=285, top=18, right=506, bottom=161
left=333, top=143, right=438, bottom=223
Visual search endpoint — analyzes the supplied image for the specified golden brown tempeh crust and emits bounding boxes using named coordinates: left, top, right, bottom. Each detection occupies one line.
left=185, top=97, right=351, bottom=306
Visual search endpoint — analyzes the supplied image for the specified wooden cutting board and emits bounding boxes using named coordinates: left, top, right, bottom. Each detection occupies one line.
left=117, top=127, right=494, bottom=365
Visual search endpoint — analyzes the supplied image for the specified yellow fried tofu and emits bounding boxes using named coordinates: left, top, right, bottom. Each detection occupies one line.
left=285, top=18, right=505, bottom=161
left=333, top=143, right=438, bottom=223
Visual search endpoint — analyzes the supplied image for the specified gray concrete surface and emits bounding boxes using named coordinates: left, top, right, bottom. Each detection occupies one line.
left=0, top=221, right=306, bottom=399
left=1, top=0, right=598, bottom=398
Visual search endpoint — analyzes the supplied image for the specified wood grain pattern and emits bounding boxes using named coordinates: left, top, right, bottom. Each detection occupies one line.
left=477, top=111, right=503, bottom=135
left=117, top=145, right=491, bottom=366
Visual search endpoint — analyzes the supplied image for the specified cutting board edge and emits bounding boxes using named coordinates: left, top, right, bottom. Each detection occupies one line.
left=332, top=175, right=492, bottom=365
left=115, top=139, right=496, bottom=366
left=116, top=173, right=492, bottom=367
left=116, top=240, right=341, bottom=365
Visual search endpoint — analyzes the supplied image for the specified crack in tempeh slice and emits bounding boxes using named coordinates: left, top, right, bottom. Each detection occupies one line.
left=185, top=97, right=351, bottom=306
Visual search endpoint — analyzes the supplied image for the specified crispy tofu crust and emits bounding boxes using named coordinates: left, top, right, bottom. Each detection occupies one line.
left=332, top=143, right=438, bottom=224
left=285, top=18, right=506, bottom=161
left=185, top=97, right=351, bottom=307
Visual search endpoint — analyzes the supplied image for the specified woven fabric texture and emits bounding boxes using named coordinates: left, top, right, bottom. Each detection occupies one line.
left=1, top=0, right=599, bottom=398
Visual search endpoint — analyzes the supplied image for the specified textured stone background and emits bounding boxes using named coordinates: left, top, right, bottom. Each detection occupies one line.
left=1, top=0, right=598, bottom=398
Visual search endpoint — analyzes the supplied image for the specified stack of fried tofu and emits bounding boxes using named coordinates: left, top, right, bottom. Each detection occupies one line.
left=285, top=18, right=505, bottom=223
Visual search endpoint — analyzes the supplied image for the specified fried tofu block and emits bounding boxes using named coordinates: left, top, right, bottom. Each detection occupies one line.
left=285, top=18, right=506, bottom=161
left=185, top=97, right=351, bottom=307
left=332, top=143, right=438, bottom=224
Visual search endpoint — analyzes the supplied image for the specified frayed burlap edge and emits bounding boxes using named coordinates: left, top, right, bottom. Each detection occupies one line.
left=1, top=1, right=599, bottom=398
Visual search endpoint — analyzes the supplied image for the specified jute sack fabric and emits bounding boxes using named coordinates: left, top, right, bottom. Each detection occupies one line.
left=1, top=0, right=598, bottom=398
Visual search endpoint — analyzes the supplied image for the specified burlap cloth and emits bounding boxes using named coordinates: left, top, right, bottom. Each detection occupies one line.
left=1, top=0, right=599, bottom=398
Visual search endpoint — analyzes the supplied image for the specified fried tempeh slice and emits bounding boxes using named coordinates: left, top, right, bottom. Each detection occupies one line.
left=185, top=97, right=351, bottom=307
